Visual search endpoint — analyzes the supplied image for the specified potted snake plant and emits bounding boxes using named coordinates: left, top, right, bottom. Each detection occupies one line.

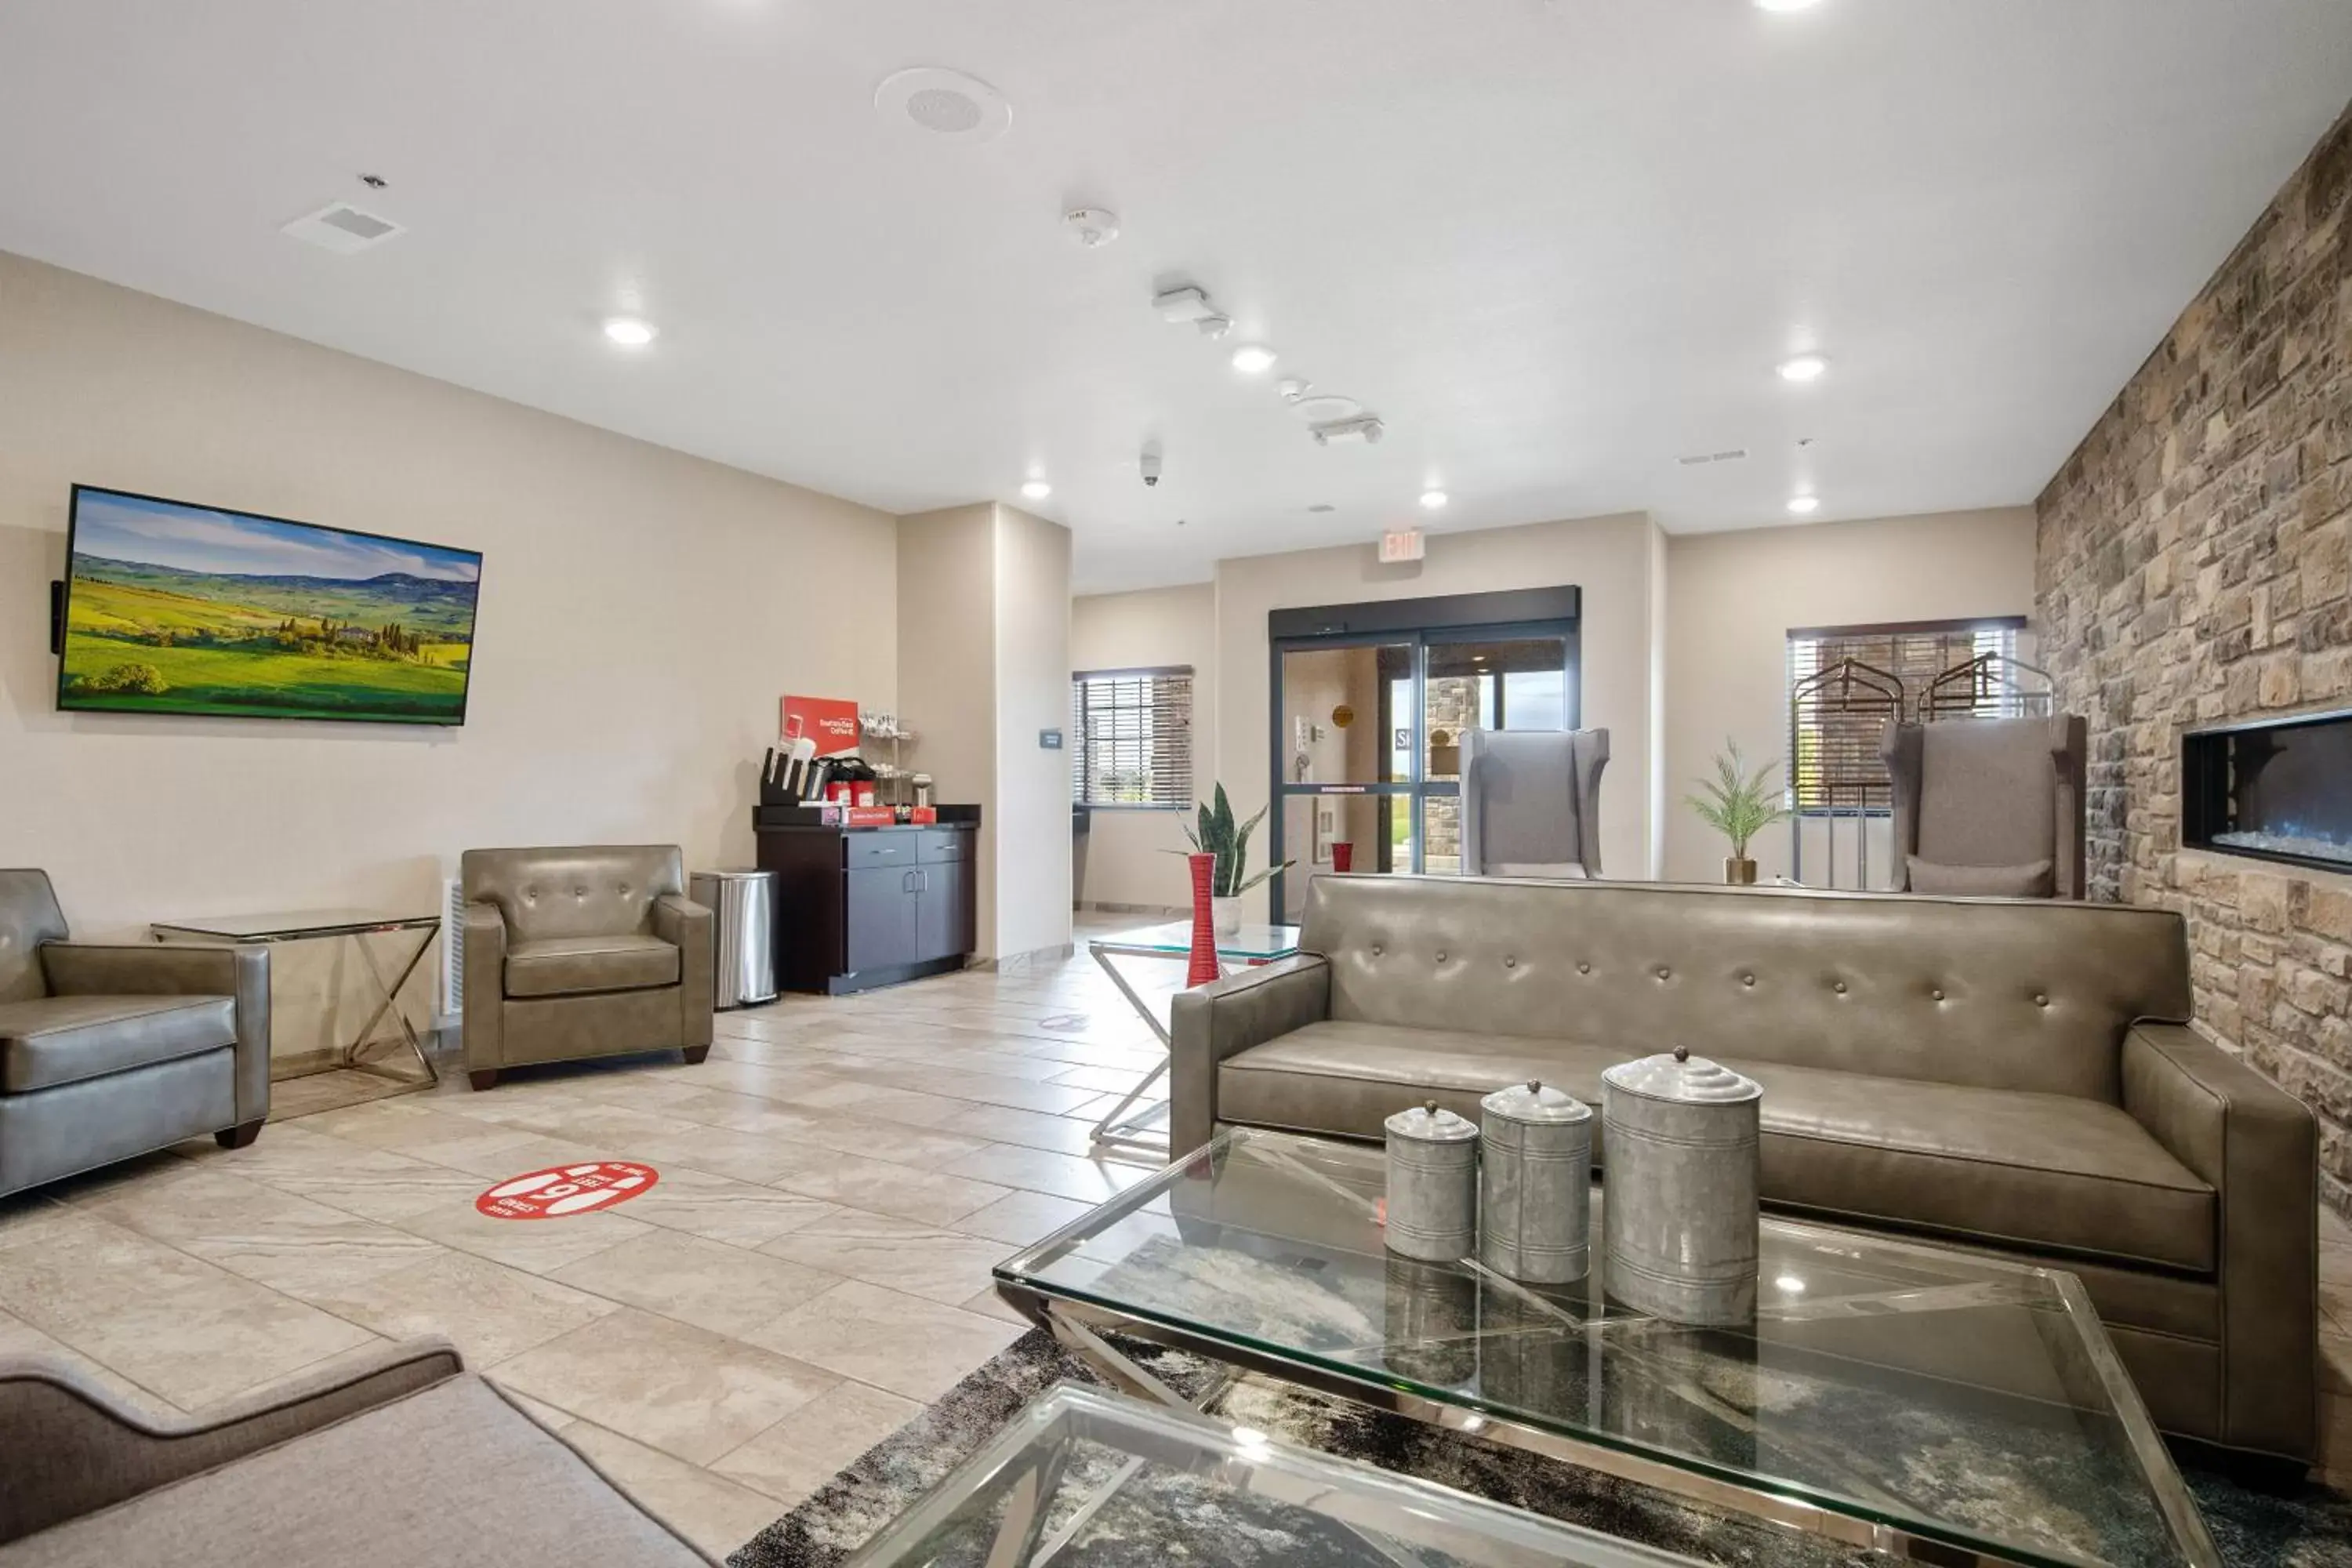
left=1686, top=740, right=1790, bottom=885
left=1175, top=782, right=1294, bottom=935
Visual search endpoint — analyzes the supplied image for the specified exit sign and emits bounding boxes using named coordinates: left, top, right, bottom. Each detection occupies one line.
left=1379, top=528, right=1425, bottom=564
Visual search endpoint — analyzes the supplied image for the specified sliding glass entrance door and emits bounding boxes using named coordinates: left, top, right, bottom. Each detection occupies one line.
left=1270, top=615, right=1577, bottom=921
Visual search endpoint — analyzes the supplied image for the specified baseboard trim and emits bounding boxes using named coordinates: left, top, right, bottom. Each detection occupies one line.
left=1074, top=901, right=1186, bottom=917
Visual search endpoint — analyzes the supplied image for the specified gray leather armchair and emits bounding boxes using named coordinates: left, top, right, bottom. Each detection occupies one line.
left=0, top=869, right=269, bottom=1198
left=459, top=846, right=713, bottom=1090
left=1458, top=728, right=1609, bottom=878
left=1880, top=714, right=2088, bottom=898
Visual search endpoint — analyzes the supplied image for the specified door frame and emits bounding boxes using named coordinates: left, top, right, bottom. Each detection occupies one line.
left=1266, top=587, right=1581, bottom=921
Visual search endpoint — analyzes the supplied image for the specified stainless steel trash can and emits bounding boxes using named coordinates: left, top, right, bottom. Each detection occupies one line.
left=689, top=869, right=778, bottom=1009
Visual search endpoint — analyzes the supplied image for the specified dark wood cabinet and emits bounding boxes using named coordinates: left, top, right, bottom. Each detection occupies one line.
left=757, top=819, right=979, bottom=994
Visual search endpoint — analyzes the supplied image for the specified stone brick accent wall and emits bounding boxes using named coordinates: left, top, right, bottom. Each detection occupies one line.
left=2036, top=102, right=2352, bottom=1215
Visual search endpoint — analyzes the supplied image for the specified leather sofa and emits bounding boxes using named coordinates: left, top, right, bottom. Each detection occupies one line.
left=0, top=870, right=269, bottom=1198
left=460, top=847, right=713, bottom=1090
left=0, top=1338, right=715, bottom=1565
left=1171, top=874, right=2320, bottom=1464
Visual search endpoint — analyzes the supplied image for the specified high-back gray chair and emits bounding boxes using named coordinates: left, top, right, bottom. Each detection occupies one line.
left=1880, top=715, right=2088, bottom=898
left=1458, top=728, right=1610, bottom=879
left=459, top=846, right=713, bottom=1090
left=0, top=869, right=270, bottom=1197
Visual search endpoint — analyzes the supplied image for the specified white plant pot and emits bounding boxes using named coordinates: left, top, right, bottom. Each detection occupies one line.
left=1211, top=896, right=1245, bottom=938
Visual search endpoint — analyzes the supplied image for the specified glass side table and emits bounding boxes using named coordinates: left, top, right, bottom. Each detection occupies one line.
left=846, top=1381, right=1704, bottom=1568
left=151, top=908, right=442, bottom=1085
left=1086, top=920, right=1300, bottom=1154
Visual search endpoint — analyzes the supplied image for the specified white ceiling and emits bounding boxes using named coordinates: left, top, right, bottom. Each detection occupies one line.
left=2, top=2, right=2348, bottom=593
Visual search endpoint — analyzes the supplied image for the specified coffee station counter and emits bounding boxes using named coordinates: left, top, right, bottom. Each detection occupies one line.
left=754, top=807, right=980, bottom=994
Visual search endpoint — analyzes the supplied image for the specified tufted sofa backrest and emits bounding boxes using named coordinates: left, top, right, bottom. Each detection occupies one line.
left=463, top=845, right=684, bottom=944
left=1298, top=875, right=2190, bottom=1102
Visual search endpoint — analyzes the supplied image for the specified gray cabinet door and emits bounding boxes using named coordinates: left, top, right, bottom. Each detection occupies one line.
left=914, top=860, right=974, bottom=962
left=845, top=867, right=916, bottom=971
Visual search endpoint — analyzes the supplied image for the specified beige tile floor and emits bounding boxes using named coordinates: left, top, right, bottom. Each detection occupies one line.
left=0, top=924, right=1186, bottom=1559
left=4, top=924, right=2350, bottom=1557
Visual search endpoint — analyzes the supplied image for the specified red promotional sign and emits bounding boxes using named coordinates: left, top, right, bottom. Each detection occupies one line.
left=475, top=1162, right=659, bottom=1221
left=780, top=694, right=863, bottom=759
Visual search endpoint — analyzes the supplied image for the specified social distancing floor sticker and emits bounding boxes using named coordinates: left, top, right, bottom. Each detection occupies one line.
left=476, top=1161, right=659, bottom=1220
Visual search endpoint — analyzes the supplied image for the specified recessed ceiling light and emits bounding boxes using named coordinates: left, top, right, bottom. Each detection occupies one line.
left=1230, top=344, right=1278, bottom=375
left=1020, top=479, right=1052, bottom=501
left=1787, top=495, right=1821, bottom=515
left=1777, top=353, right=1828, bottom=383
left=1420, top=490, right=1449, bottom=510
left=601, top=317, right=656, bottom=347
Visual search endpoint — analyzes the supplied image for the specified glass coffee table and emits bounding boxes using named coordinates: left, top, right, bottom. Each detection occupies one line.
left=848, top=1381, right=1704, bottom=1567
left=1085, top=921, right=1300, bottom=1154
left=993, top=1127, right=2220, bottom=1568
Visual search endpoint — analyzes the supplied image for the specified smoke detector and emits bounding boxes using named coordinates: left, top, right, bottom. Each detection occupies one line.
left=1062, top=207, right=1120, bottom=248
left=1276, top=378, right=1312, bottom=402
left=1311, top=416, right=1387, bottom=447
left=280, top=201, right=405, bottom=255
left=874, top=67, right=1011, bottom=145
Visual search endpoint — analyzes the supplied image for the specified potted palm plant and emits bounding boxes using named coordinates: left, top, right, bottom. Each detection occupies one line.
left=1686, top=740, right=1790, bottom=886
left=1177, top=783, right=1294, bottom=935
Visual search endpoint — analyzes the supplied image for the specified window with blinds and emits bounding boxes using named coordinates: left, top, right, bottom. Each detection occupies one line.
left=1786, top=621, right=2021, bottom=812
left=1071, top=667, right=1193, bottom=808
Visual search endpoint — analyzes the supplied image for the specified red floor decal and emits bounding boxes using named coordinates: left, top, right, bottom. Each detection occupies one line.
left=476, top=1161, right=659, bottom=1220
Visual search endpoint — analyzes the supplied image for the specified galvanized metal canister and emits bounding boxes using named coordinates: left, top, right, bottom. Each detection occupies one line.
left=1479, top=1080, right=1593, bottom=1283
left=1600, top=1047, right=1762, bottom=1327
left=1384, top=1102, right=1479, bottom=1262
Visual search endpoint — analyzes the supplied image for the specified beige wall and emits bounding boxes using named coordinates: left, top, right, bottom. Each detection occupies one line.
left=1661, top=508, right=2038, bottom=884
left=1215, top=511, right=1666, bottom=910
left=896, top=503, right=1000, bottom=950
left=1070, top=583, right=1217, bottom=912
left=0, top=252, right=897, bottom=982
left=898, top=502, right=1073, bottom=961
left=992, top=505, right=1073, bottom=960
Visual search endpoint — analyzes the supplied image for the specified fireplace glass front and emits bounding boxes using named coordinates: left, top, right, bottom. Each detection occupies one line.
left=2182, top=708, right=2352, bottom=873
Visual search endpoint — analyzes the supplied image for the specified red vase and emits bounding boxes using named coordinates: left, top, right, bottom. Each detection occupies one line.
left=1185, top=851, right=1221, bottom=987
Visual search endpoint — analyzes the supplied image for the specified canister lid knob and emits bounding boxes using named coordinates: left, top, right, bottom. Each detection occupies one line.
left=1674, top=1047, right=1690, bottom=1063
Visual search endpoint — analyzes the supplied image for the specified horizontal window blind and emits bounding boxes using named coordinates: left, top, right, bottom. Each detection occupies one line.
left=1072, top=668, right=1192, bottom=808
left=1787, top=623, right=2019, bottom=811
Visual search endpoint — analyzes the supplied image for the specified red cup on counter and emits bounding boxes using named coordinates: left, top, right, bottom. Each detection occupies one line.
left=1331, top=841, right=1354, bottom=873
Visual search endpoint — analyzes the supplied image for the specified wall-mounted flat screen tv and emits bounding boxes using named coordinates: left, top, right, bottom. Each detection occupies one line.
left=56, top=485, right=483, bottom=725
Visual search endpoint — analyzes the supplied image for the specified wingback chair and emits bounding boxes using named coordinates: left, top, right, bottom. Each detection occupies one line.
left=1458, top=728, right=1610, bottom=878
left=1880, top=714, right=2089, bottom=898
left=0, top=870, right=270, bottom=1198
left=459, top=846, right=713, bottom=1090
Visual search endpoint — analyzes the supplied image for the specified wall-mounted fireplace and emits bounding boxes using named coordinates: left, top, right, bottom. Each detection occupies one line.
left=2183, top=708, right=2352, bottom=873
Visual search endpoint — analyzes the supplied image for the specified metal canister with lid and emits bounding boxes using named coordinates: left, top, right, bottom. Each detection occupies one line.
left=1479, top=1080, right=1593, bottom=1283
left=1600, top=1046, right=1762, bottom=1326
left=1383, top=1102, right=1479, bottom=1263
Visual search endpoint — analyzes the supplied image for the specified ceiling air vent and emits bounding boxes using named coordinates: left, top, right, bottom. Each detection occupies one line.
left=1675, top=448, right=1749, bottom=467
left=281, top=201, right=405, bottom=255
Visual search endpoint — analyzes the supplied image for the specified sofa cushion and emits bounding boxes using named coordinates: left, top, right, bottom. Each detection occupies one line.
left=0, top=995, right=236, bottom=1093
left=1731, top=1057, right=2214, bottom=1274
left=1906, top=856, right=2055, bottom=898
left=1220, top=1020, right=2214, bottom=1274
left=0, top=1374, right=710, bottom=1568
left=505, top=934, right=679, bottom=999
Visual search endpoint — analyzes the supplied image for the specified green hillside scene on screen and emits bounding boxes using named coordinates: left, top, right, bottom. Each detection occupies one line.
left=60, top=488, right=481, bottom=724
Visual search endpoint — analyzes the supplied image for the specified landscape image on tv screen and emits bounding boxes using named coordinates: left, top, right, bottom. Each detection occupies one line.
left=58, top=486, right=483, bottom=724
